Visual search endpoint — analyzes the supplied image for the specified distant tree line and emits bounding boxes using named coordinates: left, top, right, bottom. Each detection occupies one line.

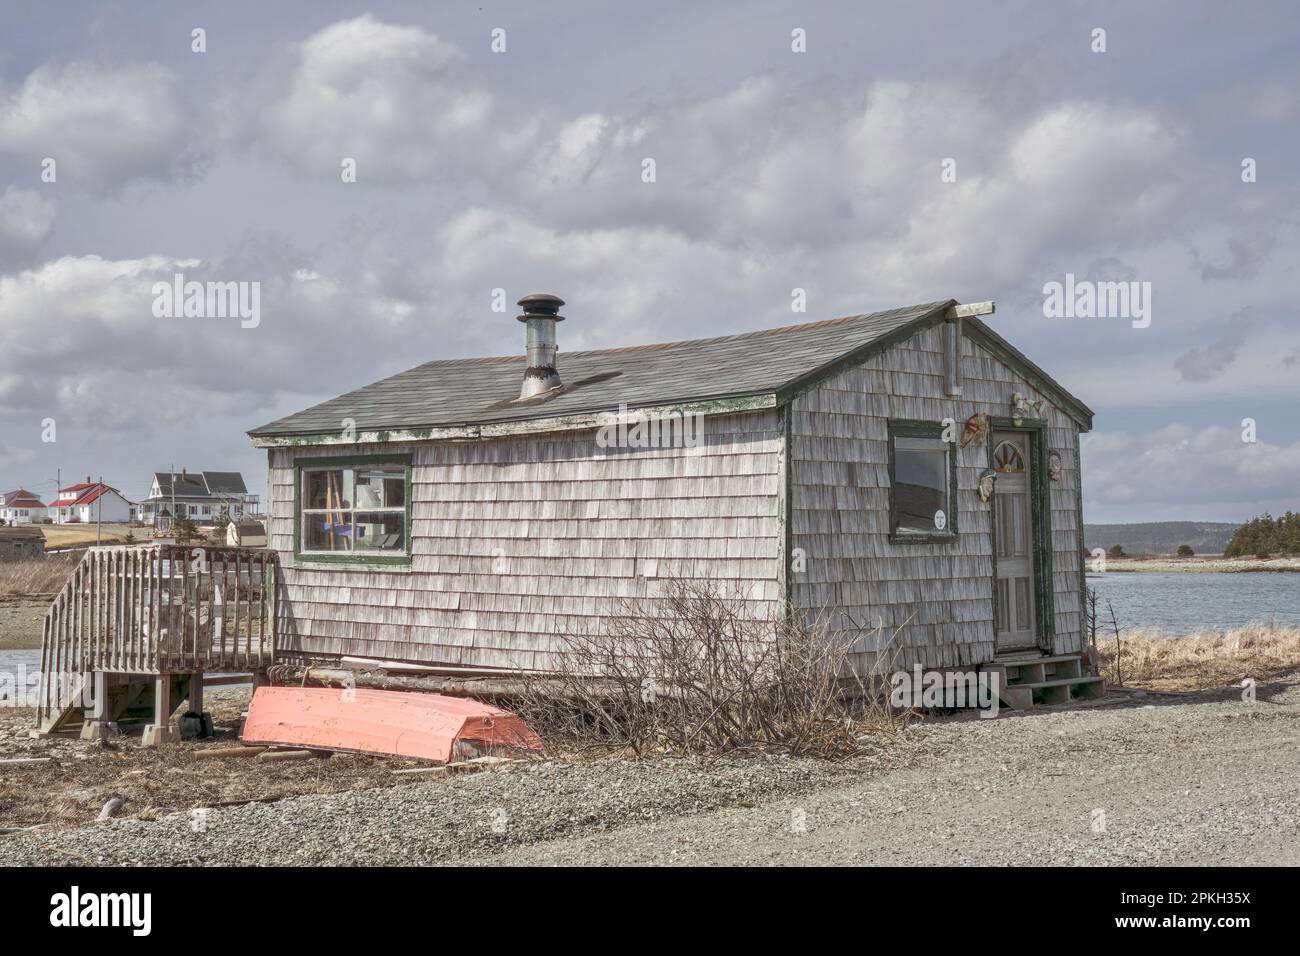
left=1223, top=512, right=1300, bottom=558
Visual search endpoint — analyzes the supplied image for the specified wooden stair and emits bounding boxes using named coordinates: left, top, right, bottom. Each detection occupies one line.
left=984, top=653, right=1104, bottom=709
left=36, top=543, right=278, bottom=741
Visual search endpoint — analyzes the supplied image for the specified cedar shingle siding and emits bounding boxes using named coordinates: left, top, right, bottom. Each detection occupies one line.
left=788, top=323, right=1084, bottom=672
left=269, top=411, right=782, bottom=670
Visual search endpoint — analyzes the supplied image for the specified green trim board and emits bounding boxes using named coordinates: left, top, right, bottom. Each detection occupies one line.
left=291, top=453, right=414, bottom=568
left=1073, top=432, right=1087, bottom=645
left=886, top=419, right=960, bottom=545
left=776, top=403, right=794, bottom=611
left=251, top=395, right=778, bottom=447
left=986, top=417, right=1055, bottom=651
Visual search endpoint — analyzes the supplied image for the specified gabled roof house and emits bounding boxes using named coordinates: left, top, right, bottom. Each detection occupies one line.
left=48, top=480, right=133, bottom=525
left=140, top=470, right=258, bottom=527
left=0, top=489, right=48, bottom=525
left=246, top=294, right=1095, bottom=690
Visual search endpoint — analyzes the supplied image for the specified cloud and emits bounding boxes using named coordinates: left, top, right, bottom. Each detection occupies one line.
left=256, top=18, right=1185, bottom=305
left=0, top=251, right=424, bottom=434
left=1083, top=425, right=1300, bottom=512
left=1191, top=231, right=1277, bottom=280
left=0, top=60, right=197, bottom=188
left=0, top=441, right=36, bottom=472
left=0, top=187, right=57, bottom=266
left=1173, top=326, right=1249, bottom=382
left=262, top=15, right=526, bottom=181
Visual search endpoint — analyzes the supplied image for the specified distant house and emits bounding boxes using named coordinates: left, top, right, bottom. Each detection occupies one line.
left=0, top=489, right=48, bottom=525
left=48, top=480, right=133, bottom=524
left=227, top=520, right=267, bottom=548
left=140, top=469, right=258, bottom=529
left=0, top=526, right=45, bottom=561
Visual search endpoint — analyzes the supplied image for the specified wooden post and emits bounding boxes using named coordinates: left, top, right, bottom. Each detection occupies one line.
left=142, top=674, right=174, bottom=746
left=232, top=549, right=242, bottom=670
left=79, top=671, right=110, bottom=740
left=188, top=672, right=204, bottom=715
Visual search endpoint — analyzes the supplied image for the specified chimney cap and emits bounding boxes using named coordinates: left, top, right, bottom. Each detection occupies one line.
left=516, top=293, right=565, bottom=321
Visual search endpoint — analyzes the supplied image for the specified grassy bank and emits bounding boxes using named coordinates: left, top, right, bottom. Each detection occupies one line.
left=1098, top=623, right=1300, bottom=692
left=0, top=555, right=76, bottom=600
left=39, top=524, right=138, bottom=550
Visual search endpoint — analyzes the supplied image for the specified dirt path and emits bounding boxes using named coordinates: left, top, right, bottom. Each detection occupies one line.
left=475, top=684, right=1300, bottom=866
left=5, top=681, right=1298, bottom=866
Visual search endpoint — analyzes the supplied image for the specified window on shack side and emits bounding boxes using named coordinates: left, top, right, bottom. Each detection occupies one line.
left=296, top=457, right=411, bottom=562
left=888, top=421, right=958, bottom=542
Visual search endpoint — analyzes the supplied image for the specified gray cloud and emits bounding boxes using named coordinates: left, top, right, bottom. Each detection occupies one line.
left=0, top=186, right=57, bottom=267
left=0, top=60, right=201, bottom=189
left=0, top=2, right=1297, bottom=523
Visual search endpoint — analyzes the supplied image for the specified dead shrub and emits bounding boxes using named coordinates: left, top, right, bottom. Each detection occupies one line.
left=516, top=577, right=908, bottom=757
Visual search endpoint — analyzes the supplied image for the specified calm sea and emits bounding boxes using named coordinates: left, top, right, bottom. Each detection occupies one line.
left=1088, top=571, right=1300, bottom=635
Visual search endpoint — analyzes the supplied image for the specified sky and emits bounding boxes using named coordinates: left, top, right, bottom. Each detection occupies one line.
left=0, top=0, right=1296, bottom=522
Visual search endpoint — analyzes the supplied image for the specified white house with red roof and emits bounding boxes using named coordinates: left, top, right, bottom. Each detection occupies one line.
left=47, top=479, right=134, bottom=524
left=0, top=489, right=48, bottom=525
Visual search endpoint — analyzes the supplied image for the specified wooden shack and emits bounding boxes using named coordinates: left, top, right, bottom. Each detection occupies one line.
left=245, top=295, right=1096, bottom=697
left=0, top=525, right=46, bottom=562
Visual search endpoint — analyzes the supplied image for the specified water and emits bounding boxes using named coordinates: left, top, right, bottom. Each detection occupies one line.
left=0, top=649, right=39, bottom=672
left=1088, top=572, right=1300, bottom=635
left=0, top=649, right=41, bottom=705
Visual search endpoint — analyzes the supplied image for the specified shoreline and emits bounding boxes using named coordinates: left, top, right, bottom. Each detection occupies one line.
left=1094, top=557, right=1300, bottom=574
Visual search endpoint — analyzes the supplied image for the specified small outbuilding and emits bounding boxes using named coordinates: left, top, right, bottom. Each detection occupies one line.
left=0, top=526, right=46, bottom=562
left=227, top=520, right=268, bottom=548
left=247, top=295, right=1095, bottom=685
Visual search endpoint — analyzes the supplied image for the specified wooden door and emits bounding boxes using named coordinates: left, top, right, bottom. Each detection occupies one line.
left=992, top=431, right=1037, bottom=651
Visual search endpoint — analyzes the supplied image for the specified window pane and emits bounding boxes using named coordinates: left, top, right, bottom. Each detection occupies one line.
left=304, top=469, right=352, bottom=509
left=302, top=512, right=353, bottom=552
left=353, top=511, right=406, bottom=552
left=354, top=468, right=405, bottom=509
left=893, top=438, right=950, bottom=533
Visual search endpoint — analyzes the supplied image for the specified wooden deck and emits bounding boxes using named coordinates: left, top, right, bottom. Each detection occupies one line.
left=36, top=544, right=277, bottom=735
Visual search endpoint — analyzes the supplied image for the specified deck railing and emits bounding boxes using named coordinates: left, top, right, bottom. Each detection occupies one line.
left=37, top=544, right=276, bottom=726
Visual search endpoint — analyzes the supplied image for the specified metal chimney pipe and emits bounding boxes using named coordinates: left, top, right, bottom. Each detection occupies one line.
left=517, top=293, right=565, bottom=399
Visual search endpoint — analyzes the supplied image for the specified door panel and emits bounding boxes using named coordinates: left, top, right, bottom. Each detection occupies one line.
left=992, top=431, right=1037, bottom=651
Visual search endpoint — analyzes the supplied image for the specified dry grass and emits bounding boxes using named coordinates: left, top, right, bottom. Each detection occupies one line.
left=1097, top=624, right=1300, bottom=692
left=0, top=555, right=77, bottom=598
left=38, top=524, right=137, bottom=550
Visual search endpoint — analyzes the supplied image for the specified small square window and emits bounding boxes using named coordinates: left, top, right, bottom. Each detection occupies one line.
left=296, top=458, right=411, bottom=564
left=889, top=423, right=957, bottom=541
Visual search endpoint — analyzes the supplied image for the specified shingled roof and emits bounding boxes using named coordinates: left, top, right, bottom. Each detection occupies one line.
left=152, top=471, right=249, bottom=498
left=248, top=299, right=1093, bottom=439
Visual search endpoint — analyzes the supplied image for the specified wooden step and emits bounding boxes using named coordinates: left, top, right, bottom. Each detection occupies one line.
left=997, top=675, right=1105, bottom=708
left=988, top=654, right=1087, bottom=688
left=993, top=653, right=1085, bottom=666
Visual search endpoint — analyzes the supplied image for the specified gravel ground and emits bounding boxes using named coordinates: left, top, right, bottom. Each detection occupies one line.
left=5, top=680, right=1298, bottom=866
left=0, top=598, right=46, bottom=650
